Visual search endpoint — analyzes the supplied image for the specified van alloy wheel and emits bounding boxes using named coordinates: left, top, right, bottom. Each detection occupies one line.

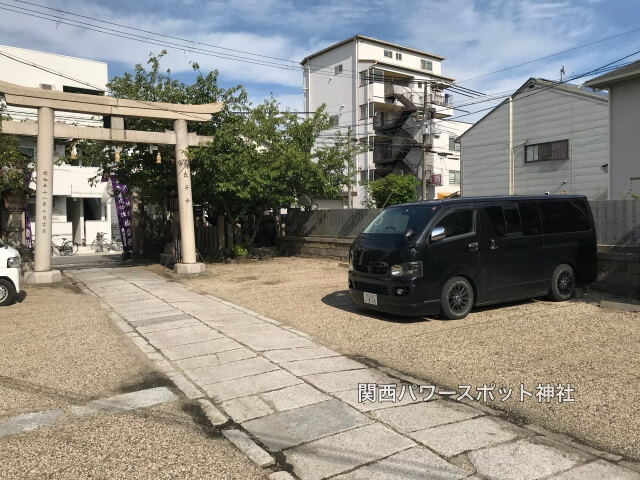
left=0, top=283, right=8, bottom=303
left=441, top=276, right=474, bottom=320
left=549, top=263, right=575, bottom=302
left=557, top=270, right=574, bottom=296
left=0, top=278, right=16, bottom=306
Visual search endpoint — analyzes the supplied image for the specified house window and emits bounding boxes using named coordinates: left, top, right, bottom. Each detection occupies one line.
left=360, top=103, right=374, bottom=119
left=448, top=136, right=461, bottom=151
left=396, top=52, right=403, bottom=60
left=329, top=114, right=340, bottom=127
left=421, top=59, right=433, bottom=71
left=384, top=49, right=393, bottom=58
left=525, top=140, right=569, bottom=162
left=449, top=170, right=461, bottom=185
left=371, top=68, right=384, bottom=83
left=360, top=71, right=368, bottom=86
left=334, top=64, right=343, bottom=75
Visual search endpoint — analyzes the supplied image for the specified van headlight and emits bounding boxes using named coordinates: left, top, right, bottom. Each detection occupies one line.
left=7, top=256, right=20, bottom=268
left=390, top=261, right=423, bottom=278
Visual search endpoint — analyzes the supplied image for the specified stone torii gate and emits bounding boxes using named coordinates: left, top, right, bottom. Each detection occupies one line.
left=0, top=80, right=223, bottom=283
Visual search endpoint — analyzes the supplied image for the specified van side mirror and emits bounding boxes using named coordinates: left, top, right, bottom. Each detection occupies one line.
left=430, top=226, right=446, bottom=242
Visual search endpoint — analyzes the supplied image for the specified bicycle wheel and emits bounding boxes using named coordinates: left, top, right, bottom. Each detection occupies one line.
left=91, top=239, right=103, bottom=253
left=63, top=241, right=79, bottom=256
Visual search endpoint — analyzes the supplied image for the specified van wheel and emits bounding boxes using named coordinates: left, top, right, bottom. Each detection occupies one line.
left=441, top=276, right=474, bottom=320
left=549, top=264, right=575, bottom=301
left=0, top=279, right=16, bottom=307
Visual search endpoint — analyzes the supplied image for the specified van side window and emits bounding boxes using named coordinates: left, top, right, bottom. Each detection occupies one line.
left=485, top=206, right=506, bottom=237
left=518, top=202, right=542, bottom=236
left=503, top=206, right=522, bottom=235
left=434, top=209, right=474, bottom=239
left=539, top=200, right=590, bottom=234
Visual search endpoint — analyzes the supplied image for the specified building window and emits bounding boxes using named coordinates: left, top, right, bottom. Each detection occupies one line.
left=421, top=59, right=433, bottom=71
left=360, top=71, right=368, bottom=86
left=448, top=136, right=461, bottom=151
left=396, top=52, right=403, bottom=60
left=384, top=49, right=393, bottom=58
left=449, top=170, right=461, bottom=185
left=334, top=64, right=343, bottom=75
left=360, top=103, right=374, bottom=119
left=329, top=114, right=339, bottom=127
left=371, top=68, right=384, bottom=83
left=525, top=140, right=569, bottom=162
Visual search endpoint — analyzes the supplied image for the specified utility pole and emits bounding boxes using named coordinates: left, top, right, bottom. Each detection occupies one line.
left=422, top=83, right=436, bottom=200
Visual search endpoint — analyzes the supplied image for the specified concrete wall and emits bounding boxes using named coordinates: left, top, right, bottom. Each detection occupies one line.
left=609, top=80, right=640, bottom=199
left=461, top=84, right=609, bottom=199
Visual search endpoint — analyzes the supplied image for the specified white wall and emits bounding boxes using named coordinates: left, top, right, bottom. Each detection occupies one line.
left=0, top=44, right=107, bottom=127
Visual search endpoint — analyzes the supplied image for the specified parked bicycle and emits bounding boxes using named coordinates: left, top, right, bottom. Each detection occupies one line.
left=91, top=232, right=123, bottom=252
left=51, top=237, right=79, bottom=256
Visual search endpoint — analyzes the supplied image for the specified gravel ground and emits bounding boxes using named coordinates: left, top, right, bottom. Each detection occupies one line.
left=0, top=279, right=265, bottom=480
left=168, top=256, right=640, bottom=461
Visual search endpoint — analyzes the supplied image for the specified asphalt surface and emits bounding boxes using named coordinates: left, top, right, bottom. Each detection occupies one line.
left=169, top=256, right=640, bottom=462
left=0, top=279, right=266, bottom=479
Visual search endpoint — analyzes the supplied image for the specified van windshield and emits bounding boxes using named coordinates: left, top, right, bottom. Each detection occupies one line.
left=363, top=205, right=439, bottom=235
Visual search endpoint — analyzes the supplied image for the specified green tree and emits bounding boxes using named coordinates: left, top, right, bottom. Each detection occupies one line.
left=0, top=99, right=32, bottom=194
left=368, top=173, right=418, bottom=208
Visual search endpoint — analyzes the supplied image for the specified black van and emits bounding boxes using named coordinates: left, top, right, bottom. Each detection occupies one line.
left=348, top=195, right=597, bottom=319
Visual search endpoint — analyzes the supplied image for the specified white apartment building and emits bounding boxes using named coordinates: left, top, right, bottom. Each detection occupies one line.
left=0, top=44, right=115, bottom=247
left=301, top=35, right=470, bottom=208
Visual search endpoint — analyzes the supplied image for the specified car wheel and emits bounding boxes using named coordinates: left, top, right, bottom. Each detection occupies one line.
left=0, top=278, right=16, bottom=307
left=441, top=276, right=474, bottom=320
left=549, top=263, right=575, bottom=301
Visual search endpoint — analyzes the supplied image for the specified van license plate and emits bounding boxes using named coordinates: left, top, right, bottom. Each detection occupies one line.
left=363, top=292, right=377, bottom=305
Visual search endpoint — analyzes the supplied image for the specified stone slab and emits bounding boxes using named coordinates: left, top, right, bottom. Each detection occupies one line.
left=71, top=387, right=177, bottom=415
left=174, top=348, right=256, bottom=371
left=333, top=387, right=438, bottom=412
left=135, top=317, right=202, bottom=334
left=232, top=333, right=316, bottom=351
left=600, top=300, right=640, bottom=312
left=241, top=399, right=371, bottom=451
left=222, top=428, right=275, bottom=467
left=221, top=396, right=274, bottom=423
left=550, top=460, right=640, bottom=480
left=24, top=270, right=61, bottom=284
left=174, top=262, right=206, bottom=274
left=214, top=322, right=278, bottom=333
left=260, top=383, right=330, bottom=412
left=200, top=313, right=266, bottom=327
left=161, top=337, right=243, bottom=360
left=165, top=371, right=204, bottom=399
left=0, top=409, right=63, bottom=437
left=268, top=473, right=296, bottom=480
left=144, top=326, right=223, bottom=349
left=372, top=400, right=482, bottom=433
left=197, top=399, right=228, bottom=426
left=184, top=356, right=278, bottom=385
left=285, top=423, right=416, bottom=480
left=333, top=446, right=469, bottom=480
left=303, top=368, right=397, bottom=393
left=468, top=438, right=593, bottom=480
left=203, top=370, right=302, bottom=402
left=410, top=415, right=526, bottom=457
left=264, top=346, right=341, bottom=364
left=281, top=356, right=366, bottom=376
left=123, top=309, right=186, bottom=322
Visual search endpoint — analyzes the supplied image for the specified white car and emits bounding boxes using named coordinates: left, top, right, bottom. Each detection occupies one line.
left=0, top=239, right=21, bottom=306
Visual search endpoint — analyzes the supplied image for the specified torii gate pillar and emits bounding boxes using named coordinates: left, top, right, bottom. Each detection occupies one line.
left=24, top=106, right=61, bottom=284
left=174, top=119, right=204, bottom=274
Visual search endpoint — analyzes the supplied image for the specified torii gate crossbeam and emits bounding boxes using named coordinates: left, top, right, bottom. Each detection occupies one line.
left=0, top=80, right=223, bottom=282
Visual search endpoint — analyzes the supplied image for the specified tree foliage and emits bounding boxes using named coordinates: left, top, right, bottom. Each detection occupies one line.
left=368, top=173, right=418, bottom=208
left=71, top=51, right=356, bottom=221
left=0, top=100, right=32, bottom=194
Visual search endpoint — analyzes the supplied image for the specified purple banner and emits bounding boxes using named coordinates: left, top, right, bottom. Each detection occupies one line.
left=110, top=175, right=133, bottom=252
left=24, top=173, right=33, bottom=250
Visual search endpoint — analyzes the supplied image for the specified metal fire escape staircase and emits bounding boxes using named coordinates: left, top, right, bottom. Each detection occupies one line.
left=377, top=93, right=422, bottom=174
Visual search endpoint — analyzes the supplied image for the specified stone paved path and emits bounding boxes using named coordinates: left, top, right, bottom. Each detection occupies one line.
left=68, top=267, right=640, bottom=480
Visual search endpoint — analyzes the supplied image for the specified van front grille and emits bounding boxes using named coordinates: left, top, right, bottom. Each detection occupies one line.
left=354, top=263, right=389, bottom=275
left=354, top=281, right=388, bottom=295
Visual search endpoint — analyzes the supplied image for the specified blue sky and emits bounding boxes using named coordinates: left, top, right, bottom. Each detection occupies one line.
left=0, top=0, right=639, bottom=122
